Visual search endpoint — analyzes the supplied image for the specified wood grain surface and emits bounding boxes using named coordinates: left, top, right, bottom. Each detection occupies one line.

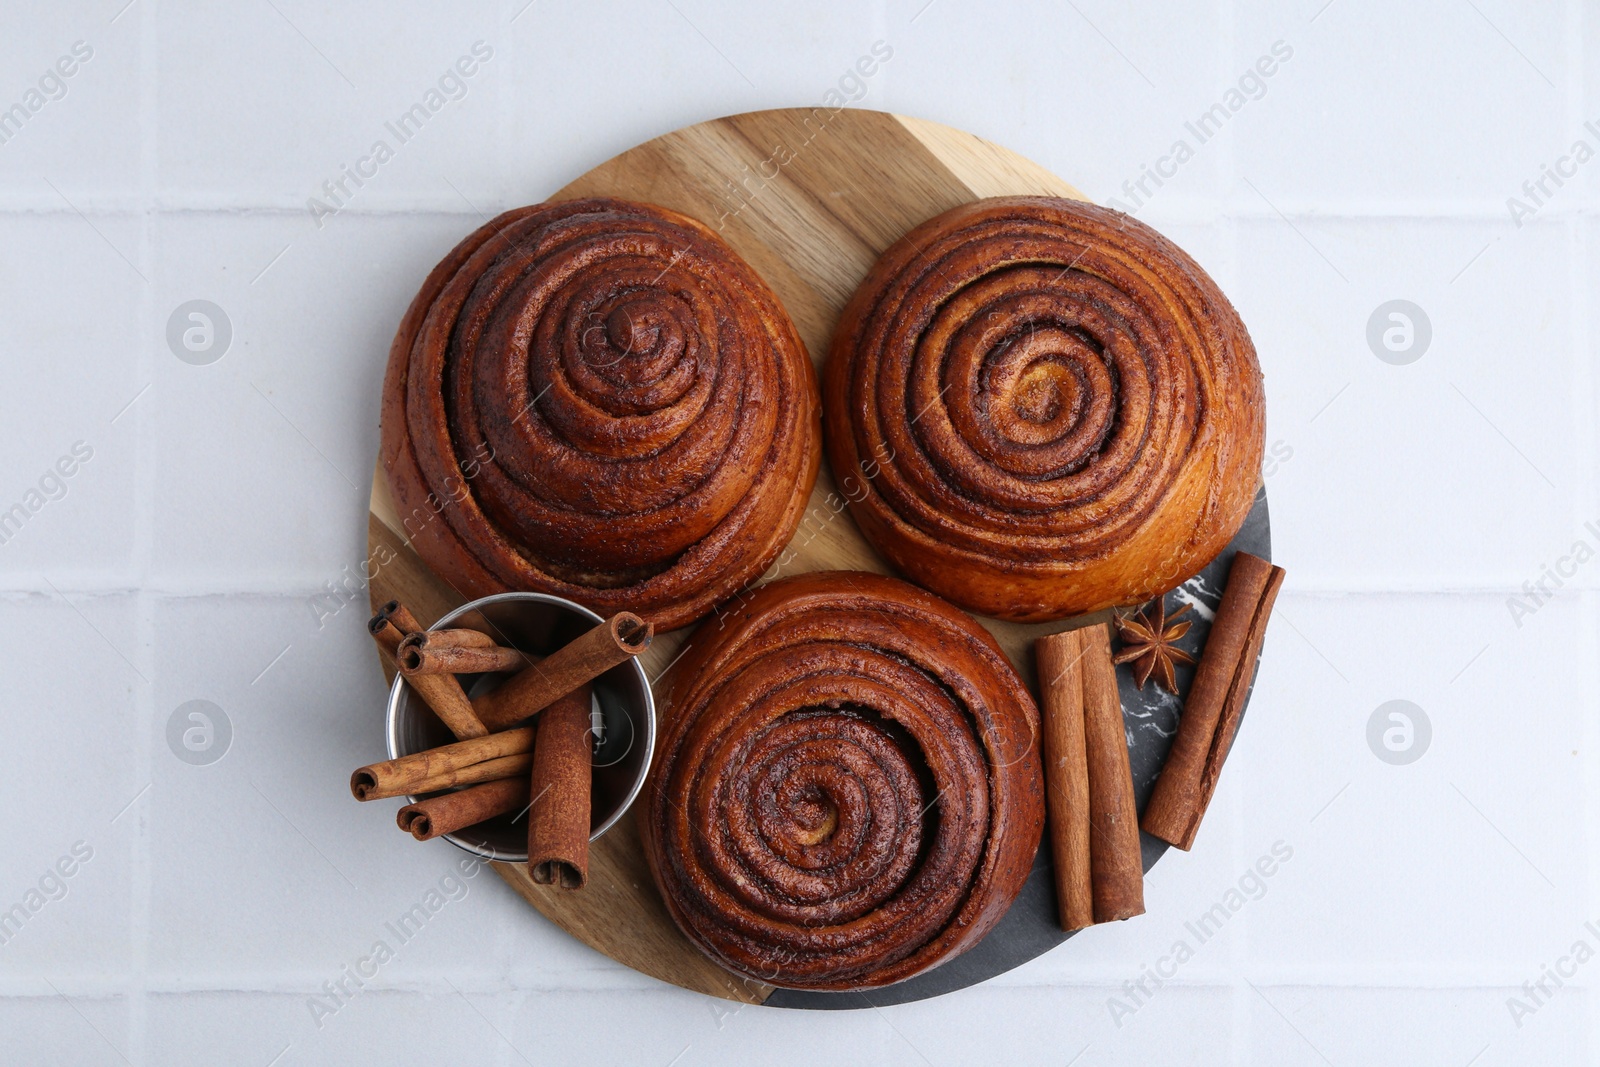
left=367, top=108, right=1089, bottom=1003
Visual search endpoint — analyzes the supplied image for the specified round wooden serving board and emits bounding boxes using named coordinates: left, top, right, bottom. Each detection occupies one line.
left=366, top=108, right=1272, bottom=1009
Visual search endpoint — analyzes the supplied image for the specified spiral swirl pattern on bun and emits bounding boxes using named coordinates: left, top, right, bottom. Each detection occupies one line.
left=825, top=196, right=1264, bottom=622
left=381, top=197, right=820, bottom=631
left=642, top=572, right=1044, bottom=990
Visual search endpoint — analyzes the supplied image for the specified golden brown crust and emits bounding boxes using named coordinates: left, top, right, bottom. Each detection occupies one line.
left=825, top=196, right=1265, bottom=622
left=641, top=571, right=1044, bottom=990
left=381, top=197, right=820, bottom=632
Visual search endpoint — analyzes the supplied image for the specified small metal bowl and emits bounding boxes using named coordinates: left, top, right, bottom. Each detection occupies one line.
left=383, top=591, right=656, bottom=862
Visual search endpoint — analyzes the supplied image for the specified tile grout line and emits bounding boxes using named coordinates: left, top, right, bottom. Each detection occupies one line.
left=1219, top=0, right=1250, bottom=1063
left=9, top=580, right=1600, bottom=599
left=1564, top=1, right=1600, bottom=1062
left=484, top=17, right=512, bottom=1064
left=126, top=0, right=160, bottom=1063
left=873, top=0, right=891, bottom=107
left=4, top=971, right=1597, bottom=997
left=1228, top=4, right=1284, bottom=1044
left=0, top=199, right=1596, bottom=221
left=1563, top=0, right=1592, bottom=533
left=492, top=15, right=518, bottom=1064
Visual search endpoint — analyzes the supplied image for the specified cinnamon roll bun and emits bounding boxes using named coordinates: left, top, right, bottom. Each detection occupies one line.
left=642, top=571, right=1044, bottom=990
left=381, top=197, right=820, bottom=631
left=825, top=196, right=1264, bottom=621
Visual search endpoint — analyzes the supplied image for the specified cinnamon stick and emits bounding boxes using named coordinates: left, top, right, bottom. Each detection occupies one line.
left=367, top=602, right=489, bottom=740
left=1142, top=552, right=1286, bottom=851
left=350, top=726, right=536, bottom=800
left=411, top=628, right=497, bottom=651
left=372, top=600, right=422, bottom=638
left=526, top=685, right=594, bottom=888
left=1034, top=628, right=1094, bottom=932
left=397, top=777, right=529, bottom=841
left=355, top=752, right=532, bottom=801
left=1081, top=623, right=1145, bottom=923
left=397, top=633, right=531, bottom=676
left=473, top=612, right=651, bottom=731
left=368, top=609, right=409, bottom=660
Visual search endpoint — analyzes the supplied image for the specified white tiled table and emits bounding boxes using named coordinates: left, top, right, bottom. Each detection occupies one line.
left=1, top=1, right=1593, bottom=1063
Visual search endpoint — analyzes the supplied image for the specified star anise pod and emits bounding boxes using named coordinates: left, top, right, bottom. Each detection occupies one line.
left=1112, top=596, right=1194, bottom=694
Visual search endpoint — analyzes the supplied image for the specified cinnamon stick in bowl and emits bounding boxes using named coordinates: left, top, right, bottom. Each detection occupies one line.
left=397, top=632, right=531, bottom=677
left=1142, top=552, right=1286, bottom=851
left=368, top=603, right=489, bottom=740
left=374, top=590, right=657, bottom=864
left=397, top=777, right=530, bottom=842
left=526, top=685, right=595, bottom=888
left=409, top=627, right=496, bottom=650
left=351, top=726, right=537, bottom=801
left=368, top=601, right=419, bottom=643
left=473, top=612, right=651, bottom=731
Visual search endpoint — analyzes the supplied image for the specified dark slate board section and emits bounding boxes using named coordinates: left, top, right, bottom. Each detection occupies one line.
left=765, top=488, right=1272, bottom=1010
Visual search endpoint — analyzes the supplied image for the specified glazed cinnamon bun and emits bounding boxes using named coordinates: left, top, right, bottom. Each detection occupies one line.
left=642, top=571, right=1044, bottom=990
left=381, top=197, right=820, bottom=631
left=825, top=196, right=1264, bottom=621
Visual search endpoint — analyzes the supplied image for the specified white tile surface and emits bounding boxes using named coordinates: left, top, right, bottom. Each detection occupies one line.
left=1235, top=0, right=1570, bottom=208
left=144, top=211, right=468, bottom=587
left=0, top=594, right=140, bottom=981
left=3, top=0, right=1596, bottom=1063
left=1238, top=215, right=1584, bottom=590
left=155, top=2, right=503, bottom=206
left=0, top=994, right=133, bottom=1066
left=0, top=11, right=142, bottom=197
left=0, top=212, right=143, bottom=584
